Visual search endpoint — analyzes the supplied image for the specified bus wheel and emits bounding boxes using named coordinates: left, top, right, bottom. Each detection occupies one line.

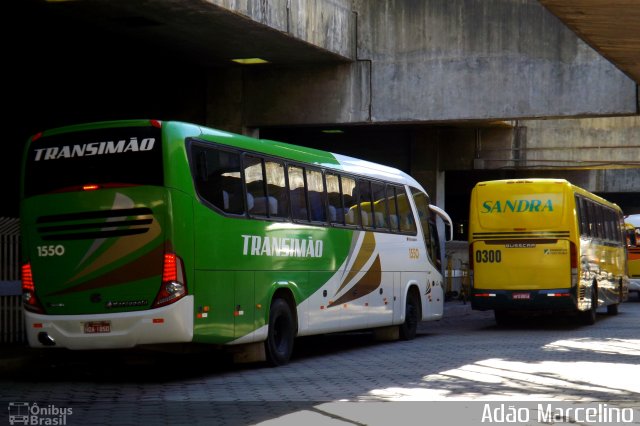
left=400, top=291, right=419, bottom=340
left=608, top=280, right=622, bottom=315
left=580, top=285, right=597, bottom=325
left=265, top=298, right=295, bottom=366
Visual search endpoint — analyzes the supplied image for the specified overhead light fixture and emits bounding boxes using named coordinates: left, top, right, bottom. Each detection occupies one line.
left=231, top=58, right=269, bottom=65
left=321, top=129, right=344, bottom=134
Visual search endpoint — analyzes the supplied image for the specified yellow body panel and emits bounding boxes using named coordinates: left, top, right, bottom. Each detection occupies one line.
left=473, top=240, right=570, bottom=290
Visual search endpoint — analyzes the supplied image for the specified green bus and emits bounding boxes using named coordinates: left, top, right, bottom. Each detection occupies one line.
left=21, top=120, right=452, bottom=365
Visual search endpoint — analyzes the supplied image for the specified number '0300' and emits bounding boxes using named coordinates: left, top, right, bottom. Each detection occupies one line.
left=37, top=245, right=65, bottom=257
left=475, top=249, right=501, bottom=263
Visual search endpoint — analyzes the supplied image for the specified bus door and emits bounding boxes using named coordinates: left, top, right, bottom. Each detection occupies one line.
left=411, top=189, right=452, bottom=319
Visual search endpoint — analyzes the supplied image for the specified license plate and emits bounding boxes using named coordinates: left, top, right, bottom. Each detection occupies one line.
left=84, top=321, right=111, bottom=334
left=512, top=292, right=530, bottom=300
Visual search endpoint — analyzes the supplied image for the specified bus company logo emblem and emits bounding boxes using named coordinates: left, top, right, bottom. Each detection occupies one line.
left=241, top=234, right=324, bottom=258
left=105, top=299, right=148, bottom=308
left=7, top=402, right=73, bottom=425
left=505, top=243, right=536, bottom=248
left=481, top=199, right=554, bottom=214
left=32, top=137, right=156, bottom=161
left=544, top=248, right=567, bottom=255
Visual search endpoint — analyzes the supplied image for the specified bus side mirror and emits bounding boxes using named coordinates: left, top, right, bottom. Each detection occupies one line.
left=429, top=204, right=454, bottom=241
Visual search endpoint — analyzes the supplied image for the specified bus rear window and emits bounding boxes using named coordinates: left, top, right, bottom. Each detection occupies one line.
left=24, top=126, right=163, bottom=197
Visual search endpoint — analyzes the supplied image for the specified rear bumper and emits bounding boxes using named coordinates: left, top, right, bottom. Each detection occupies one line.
left=25, top=296, right=194, bottom=349
left=470, top=288, right=576, bottom=312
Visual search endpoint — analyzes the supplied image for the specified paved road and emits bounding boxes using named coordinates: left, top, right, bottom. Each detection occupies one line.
left=2, top=300, right=639, bottom=425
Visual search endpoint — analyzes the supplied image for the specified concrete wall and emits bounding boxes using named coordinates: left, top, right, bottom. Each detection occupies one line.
left=224, top=0, right=637, bottom=128
left=356, top=0, right=637, bottom=122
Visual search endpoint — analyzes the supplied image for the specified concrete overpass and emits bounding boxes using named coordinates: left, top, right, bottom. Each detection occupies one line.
left=539, top=0, right=640, bottom=85
left=5, top=0, right=639, bottom=225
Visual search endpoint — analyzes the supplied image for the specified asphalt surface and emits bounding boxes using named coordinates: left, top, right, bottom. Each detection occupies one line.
left=2, top=299, right=639, bottom=425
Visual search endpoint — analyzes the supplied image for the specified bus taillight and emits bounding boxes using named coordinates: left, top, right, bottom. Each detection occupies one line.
left=22, top=263, right=44, bottom=313
left=82, top=184, right=100, bottom=191
left=153, top=253, right=188, bottom=308
left=570, top=241, right=578, bottom=287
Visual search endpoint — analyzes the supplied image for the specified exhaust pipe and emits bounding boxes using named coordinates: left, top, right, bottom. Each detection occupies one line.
left=37, top=332, right=56, bottom=347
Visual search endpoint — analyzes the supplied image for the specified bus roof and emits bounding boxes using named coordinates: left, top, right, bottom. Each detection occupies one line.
left=192, top=123, right=424, bottom=190
left=28, top=119, right=427, bottom=195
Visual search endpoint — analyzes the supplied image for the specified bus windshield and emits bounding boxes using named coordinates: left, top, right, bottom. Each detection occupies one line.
left=24, top=125, right=163, bottom=197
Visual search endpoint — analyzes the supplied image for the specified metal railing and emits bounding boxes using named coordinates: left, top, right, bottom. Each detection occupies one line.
left=0, top=217, right=25, bottom=344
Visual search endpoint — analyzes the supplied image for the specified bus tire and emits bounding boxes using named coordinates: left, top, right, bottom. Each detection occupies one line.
left=264, top=298, right=295, bottom=366
left=580, top=284, right=597, bottom=325
left=400, top=290, right=419, bottom=340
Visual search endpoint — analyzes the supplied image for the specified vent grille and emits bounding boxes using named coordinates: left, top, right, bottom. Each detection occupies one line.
left=37, top=208, right=153, bottom=241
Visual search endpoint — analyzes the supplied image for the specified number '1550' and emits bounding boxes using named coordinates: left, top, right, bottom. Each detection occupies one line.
left=37, top=245, right=65, bottom=257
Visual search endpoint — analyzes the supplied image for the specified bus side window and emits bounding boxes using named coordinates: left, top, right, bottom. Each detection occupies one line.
left=191, top=145, right=244, bottom=215
left=596, top=204, right=605, bottom=239
left=326, top=173, right=344, bottom=225
left=576, top=196, right=587, bottom=236
left=288, top=165, right=308, bottom=221
left=371, top=181, right=389, bottom=230
left=604, top=208, right=615, bottom=242
left=342, top=176, right=359, bottom=226
left=358, top=179, right=374, bottom=228
left=396, top=189, right=416, bottom=233
left=265, top=159, right=288, bottom=218
left=586, top=201, right=596, bottom=238
left=306, top=169, right=327, bottom=222
left=387, top=185, right=400, bottom=232
left=244, top=155, right=267, bottom=216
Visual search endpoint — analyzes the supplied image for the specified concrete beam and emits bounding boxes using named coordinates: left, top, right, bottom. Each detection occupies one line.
left=457, top=117, right=640, bottom=170
left=239, top=62, right=372, bottom=127
left=209, top=0, right=355, bottom=59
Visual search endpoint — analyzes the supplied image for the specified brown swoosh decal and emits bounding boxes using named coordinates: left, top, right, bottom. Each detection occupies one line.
left=68, top=211, right=161, bottom=283
left=337, top=232, right=376, bottom=294
left=329, top=255, right=381, bottom=307
left=47, top=243, right=164, bottom=296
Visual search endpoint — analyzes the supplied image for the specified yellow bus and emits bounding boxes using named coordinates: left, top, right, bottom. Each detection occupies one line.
left=625, top=216, right=640, bottom=299
left=469, top=179, right=628, bottom=325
